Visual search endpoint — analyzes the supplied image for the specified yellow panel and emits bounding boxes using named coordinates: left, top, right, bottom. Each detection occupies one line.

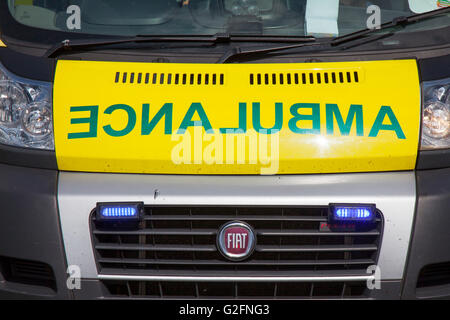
left=53, top=60, right=421, bottom=174
left=0, top=40, right=6, bottom=47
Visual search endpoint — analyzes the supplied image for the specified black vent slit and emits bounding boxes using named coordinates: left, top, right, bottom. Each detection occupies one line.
left=417, top=261, right=450, bottom=288
left=0, top=256, right=56, bottom=291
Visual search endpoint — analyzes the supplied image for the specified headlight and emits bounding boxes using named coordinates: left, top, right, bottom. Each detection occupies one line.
left=421, top=78, right=450, bottom=150
left=0, top=63, right=53, bottom=150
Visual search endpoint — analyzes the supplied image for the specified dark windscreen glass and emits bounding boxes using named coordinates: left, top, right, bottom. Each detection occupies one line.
left=5, top=0, right=450, bottom=39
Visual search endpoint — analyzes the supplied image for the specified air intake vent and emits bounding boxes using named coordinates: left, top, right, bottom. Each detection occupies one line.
left=115, top=72, right=225, bottom=85
left=417, top=261, right=450, bottom=288
left=0, top=256, right=56, bottom=291
left=249, top=70, right=360, bottom=85
left=101, top=280, right=368, bottom=299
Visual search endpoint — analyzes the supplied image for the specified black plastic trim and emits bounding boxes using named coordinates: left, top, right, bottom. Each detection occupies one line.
left=0, top=163, right=70, bottom=299
left=418, top=54, right=450, bottom=82
left=417, top=149, right=450, bottom=170
left=0, top=47, right=55, bottom=82
left=0, top=143, right=57, bottom=170
left=401, top=168, right=450, bottom=299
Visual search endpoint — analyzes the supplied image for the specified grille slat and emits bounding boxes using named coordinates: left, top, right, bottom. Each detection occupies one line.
left=257, top=229, right=380, bottom=236
left=94, top=229, right=217, bottom=236
left=144, top=215, right=327, bottom=222
left=98, top=257, right=375, bottom=266
left=256, top=244, right=378, bottom=253
left=95, top=243, right=217, bottom=252
left=92, top=205, right=382, bottom=299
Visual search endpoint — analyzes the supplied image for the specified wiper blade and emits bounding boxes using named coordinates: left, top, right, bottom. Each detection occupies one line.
left=216, top=37, right=318, bottom=63
left=331, top=6, right=450, bottom=47
left=217, top=6, right=450, bottom=63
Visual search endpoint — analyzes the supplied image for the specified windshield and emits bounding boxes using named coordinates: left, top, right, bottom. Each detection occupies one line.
left=5, top=0, right=450, bottom=39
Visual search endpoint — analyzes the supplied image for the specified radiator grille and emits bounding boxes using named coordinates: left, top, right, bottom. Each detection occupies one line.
left=91, top=206, right=382, bottom=298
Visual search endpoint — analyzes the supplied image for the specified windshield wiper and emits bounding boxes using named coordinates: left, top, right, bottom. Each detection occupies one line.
left=46, top=33, right=319, bottom=58
left=217, top=6, right=450, bottom=63
left=46, top=34, right=234, bottom=58
left=331, top=5, right=450, bottom=47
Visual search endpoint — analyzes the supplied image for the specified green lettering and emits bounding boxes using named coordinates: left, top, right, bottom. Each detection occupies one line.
left=288, top=103, right=320, bottom=134
left=103, top=104, right=136, bottom=137
left=68, top=105, right=98, bottom=139
left=177, top=102, right=213, bottom=134
left=252, top=102, right=283, bottom=134
left=326, top=104, right=364, bottom=136
left=141, top=103, right=173, bottom=135
left=369, top=106, right=405, bottom=139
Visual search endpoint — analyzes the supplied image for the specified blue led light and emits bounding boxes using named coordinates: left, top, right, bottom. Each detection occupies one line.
left=331, top=205, right=375, bottom=222
left=98, top=204, right=140, bottom=219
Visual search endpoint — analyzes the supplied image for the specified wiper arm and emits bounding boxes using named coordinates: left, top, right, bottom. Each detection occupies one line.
left=217, top=6, right=450, bottom=63
left=46, top=34, right=234, bottom=58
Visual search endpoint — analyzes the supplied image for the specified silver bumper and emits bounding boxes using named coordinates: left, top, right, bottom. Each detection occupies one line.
left=58, top=171, right=416, bottom=281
